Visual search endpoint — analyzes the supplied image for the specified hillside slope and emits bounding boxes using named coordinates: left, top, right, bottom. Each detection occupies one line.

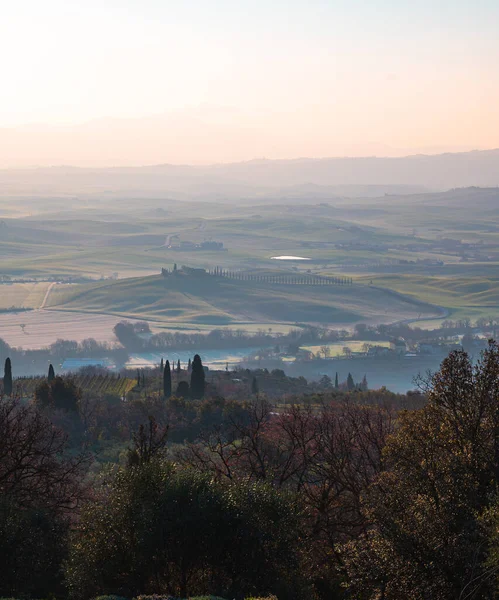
left=357, top=274, right=499, bottom=322
left=46, top=273, right=442, bottom=327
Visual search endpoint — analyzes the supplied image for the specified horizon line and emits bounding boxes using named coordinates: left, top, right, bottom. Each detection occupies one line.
left=0, top=146, right=497, bottom=172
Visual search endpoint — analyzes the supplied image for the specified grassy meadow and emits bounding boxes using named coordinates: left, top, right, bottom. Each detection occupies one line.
left=45, top=273, right=440, bottom=327
left=355, top=274, right=499, bottom=324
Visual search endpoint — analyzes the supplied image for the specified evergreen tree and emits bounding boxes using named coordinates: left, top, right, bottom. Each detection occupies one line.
left=190, top=354, right=205, bottom=399
left=160, top=357, right=164, bottom=371
left=251, top=376, right=259, bottom=395
left=177, top=359, right=181, bottom=373
left=49, top=377, right=80, bottom=412
left=3, top=357, right=12, bottom=396
left=347, top=372, right=355, bottom=391
left=335, top=372, right=339, bottom=389
left=176, top=380, right=190, bottom=398
left=163, top=360, right=172, bottom=399
left=48, top=363, right=55, bottom=383
left=361, top=374, right=368, bottom=391
left=137, top=369, right=141, bottom=386
left=188, top=358, right=192, bottom=372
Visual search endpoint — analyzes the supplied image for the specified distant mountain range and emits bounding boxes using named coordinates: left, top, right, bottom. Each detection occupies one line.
left=1, top=150, right=499, bottom=200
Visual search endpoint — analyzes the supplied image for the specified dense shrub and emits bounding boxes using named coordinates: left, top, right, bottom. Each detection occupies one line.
left=0, top=498, right=68, bottom=597
left=67, top=463, right=305, bottom=600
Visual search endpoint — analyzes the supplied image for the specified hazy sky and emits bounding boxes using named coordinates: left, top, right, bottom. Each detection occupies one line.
left=1, top=0, right=499, bottom=165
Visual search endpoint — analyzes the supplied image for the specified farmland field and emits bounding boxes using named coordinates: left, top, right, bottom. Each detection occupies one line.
left=0, top=282, right=52, bottom=309
left=0, top=186, right=498, bottom=338
left=301, top=340, right=392, bottom=357
left=0, top=310, right=134, bottom=349
left=14, top=374, right=137, bottom=398
left=355, top=275, right=499, bottom=324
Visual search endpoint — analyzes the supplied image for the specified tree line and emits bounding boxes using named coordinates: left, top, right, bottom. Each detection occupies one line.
left=208, top=267, right=354, bottom=286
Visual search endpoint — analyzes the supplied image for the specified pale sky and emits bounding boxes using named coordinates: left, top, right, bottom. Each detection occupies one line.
left=1, top=0, right=499, bottom=165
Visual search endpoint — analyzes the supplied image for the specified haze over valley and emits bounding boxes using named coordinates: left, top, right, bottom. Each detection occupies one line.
left=3, top=2, right=499, bottom=599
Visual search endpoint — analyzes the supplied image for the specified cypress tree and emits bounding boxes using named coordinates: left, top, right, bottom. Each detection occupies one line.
left=347, top=372, right=355, bottom=391
left=251, top=376, right=259, bottom=395
left=48, top=363, right=55, bottom=383
left=163, top=360, right=172, bottom=398
left=3, top=357, right=12, bottom=396
left=335, top=372, right=339, bottom=389
left=190, top=354, right=205, bottom=399
left=137, top=369, right=141, bottom=386
left=177, top=359, right=181, bottom=373
left=188, top=358, right=192, bottom=372
left=160, top=357, right=164, bottom=371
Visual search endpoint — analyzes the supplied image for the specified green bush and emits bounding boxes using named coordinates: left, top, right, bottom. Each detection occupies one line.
left=68, top=464, right=304, bottom=599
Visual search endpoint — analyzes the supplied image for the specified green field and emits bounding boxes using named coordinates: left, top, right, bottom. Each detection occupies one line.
left=355, top=275, right=499, bottom=324
left=301, top=340, right=392, bottom=357
left=46, top=272, right=441, bottom=327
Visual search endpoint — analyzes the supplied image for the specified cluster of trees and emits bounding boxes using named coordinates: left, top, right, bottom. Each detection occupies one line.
left=354, top=318, right=499, bottom=344
left=5, top=343, right=499, bottom=598
left=319, top=371, right=368, bottom=391
left=441, top=316, right=499, bottom=329
left=67, top=464, right=303, bottom=599
left=2, top=315, right=497, bottom=382
left=0, top=393, right=89, bottom=597
left=161, top=354, right=206, bottom=400
left=176, top=342, right=499, bottom=598
left=115, top=321, right=427, bottom=356
left=113, top=321, right=315, bottom=353
left=0, top=335, right=129, bottom=375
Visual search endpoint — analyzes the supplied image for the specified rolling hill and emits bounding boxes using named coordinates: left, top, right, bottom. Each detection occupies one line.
left=357, top=274, right=499, bottom=323
left=46, top=271, right=442, bottom=328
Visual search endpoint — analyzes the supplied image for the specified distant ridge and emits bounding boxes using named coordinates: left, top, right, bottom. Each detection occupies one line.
left=1, top=149, right=499, bottom=199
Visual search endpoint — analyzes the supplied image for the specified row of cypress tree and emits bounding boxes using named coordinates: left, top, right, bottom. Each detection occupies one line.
left=162, top=354, right=205, bottom=399
left=2, top=354, right=205, bottom=400
left=160, top=357, right=190, bottom=373
left=2, top=358, right=55, bottom=397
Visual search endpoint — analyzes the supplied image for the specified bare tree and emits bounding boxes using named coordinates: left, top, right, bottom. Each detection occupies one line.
left=127, top=416, right=169, bottom=467
left=0, top=394, right=90, bottom=510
